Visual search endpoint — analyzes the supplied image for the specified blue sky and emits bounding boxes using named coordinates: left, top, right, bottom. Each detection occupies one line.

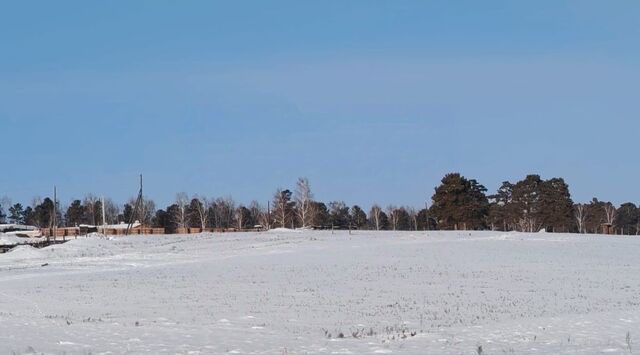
left=1, top=1, right=639, bottom=209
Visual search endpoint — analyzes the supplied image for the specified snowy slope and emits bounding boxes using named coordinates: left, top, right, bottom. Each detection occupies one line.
left=1, top=231, right=639, bottom=354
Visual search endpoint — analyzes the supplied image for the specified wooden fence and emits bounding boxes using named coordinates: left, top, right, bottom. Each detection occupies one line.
left=41, top=227, right=165, bottom=237
left=174, top=227, right=249, bottom=234
left=40, top=226, right=267, bottom=237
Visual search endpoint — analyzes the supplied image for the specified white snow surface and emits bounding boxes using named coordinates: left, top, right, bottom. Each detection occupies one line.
left=0, top=233, right=46, bottom=246
left=1, top=230, right=640, bottom=354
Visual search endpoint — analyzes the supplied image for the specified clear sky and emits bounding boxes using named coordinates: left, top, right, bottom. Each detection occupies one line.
left=1, top=1, right=639, bottom=209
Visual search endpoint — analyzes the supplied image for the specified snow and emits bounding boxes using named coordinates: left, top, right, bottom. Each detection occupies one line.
left=0, top=224, right=40, bottom=232
left=2, top=245, right=45, bottom=260
left=1, top=230, right=640, bottom=354
left=80, top=221, right=141, bottom=230
left=268, top=227, right=301, bottom=233
left=0, top=233, right=45, bottom=246
left=0, top=224, right=43, bottom=239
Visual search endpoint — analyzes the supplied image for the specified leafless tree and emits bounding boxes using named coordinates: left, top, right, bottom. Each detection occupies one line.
left=294, top=177, right=315, bottom=228
left=273, top=189, right=293, bottom=228
left=0, top=196, right=10, bottom=224
left=212, top=197, right=236, bottom=228
left=370, top=204, right=383, bottom=231
left=516, top=213, right=541, bottom=233
left=235, top=206, right=250, bottom=230
left=249, top=200, right=268, bottom=228
left=574, top=203, right=587, bottom=234
left=173, top=192, right=189, bottom=229
left=406, top=206, right=418, bottom=231
left=83, top=194, right=100, bottom=225
left=0, top=196, right=11, bottom=210
left=191, top=195, right=210, bottom=229
left=31, top=196, right=42, bottom=208
left=103, top=198, right=120, bottom=224
left=141, top=199, right=155, bottom=226
left=387, top=205, right=399, bottom=231
left=604, top=202, right=617, bottom=226
left=126, top=196, right=155, bottom=226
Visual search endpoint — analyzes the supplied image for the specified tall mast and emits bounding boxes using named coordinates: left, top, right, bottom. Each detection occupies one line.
left=102, top=196, right=106, bottom=231
left=52, top=185, right=57, bottom=242
left=139, top=174, right=143, bottom=228
left=125, top=174, right=144, bottom=235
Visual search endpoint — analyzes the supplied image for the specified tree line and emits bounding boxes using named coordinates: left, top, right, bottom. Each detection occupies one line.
left=1, top=174, right=638, bottom=235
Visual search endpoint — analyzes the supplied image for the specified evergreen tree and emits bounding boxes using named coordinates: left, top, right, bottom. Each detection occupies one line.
left=378, top=210, right=389, bottom=230
left=121, top=203, right=134, bottom=224
left=615, top=203, right=639, bottom=235
left=538, top=177, right=574, bottom=232
left=65, top=200, right=86, bottom=227
left=23, top=206, right=35, bottom=225
left=584, top=198, right=610, bottom=233
left=505, top=175, right=574, bottom=232
left=509, top=175, right=544, bottom=232
left=33, top=198, right=56, bottom=228
left=430, top=173, right=489, bottom=230
left=8, top=203, right=25, bottom=224
left=187, top=198, right=203, bottom=228
left=154, top=207, right=177, bottom=233
left=350, top=205, right=368, bottom=229
left=488, top=181, right=514, bottom=231
left=328, top=201, right=350, bottom=228
left=0, top=203, right=6, bottom=223
left=311, top=201, right=329, bottom=227
left=415, top=208, right=437, bottom=230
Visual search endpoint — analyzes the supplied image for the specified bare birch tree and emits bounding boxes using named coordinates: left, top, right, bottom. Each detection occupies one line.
left=248, top=200, right=267, bottom=228
left=235, top=206, right=250, bottom=230
left=387, top=205, right=399, bottom=231
left=604, top=202, right=617, bottom=226
left=126, top=196, right=155, bottom=226
left=574, top=203, right=587, bottom=234
left=191, top=195, right=210, bottom=229
left=173, top=192, right=189, bottom=229
left=103, top=198, right=120, bottom=224
left=83, top=194, right=100, bottom=225
left=516, top=214, right=541, bottom=233
left=273, top=189, right=293, bottom=228
left=369, top=204, right=382, bottom=231
left=212, top=197, right=236, bottom=228
left=406, top=206, right=418, bottom=231
left=294, top=177, right=315, bottom=228
left=141, top=199, right=155, bottom=226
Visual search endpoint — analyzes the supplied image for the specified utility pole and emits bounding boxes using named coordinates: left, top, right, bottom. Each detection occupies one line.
left=101, top=196, right=106, bottom=233
left=267, top=201, right=270, bottom=230
left=52, top=185, right=57, bottom=243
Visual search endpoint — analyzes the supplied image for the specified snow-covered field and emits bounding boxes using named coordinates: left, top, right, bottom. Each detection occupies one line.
left=1, top=230, right=640, bottom=354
